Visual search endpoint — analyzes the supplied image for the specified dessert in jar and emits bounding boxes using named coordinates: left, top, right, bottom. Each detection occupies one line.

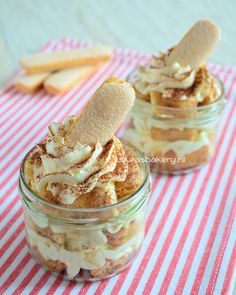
left=123, top=20, right=226, bottom=174
left=19, top=78, right=151, bottom=281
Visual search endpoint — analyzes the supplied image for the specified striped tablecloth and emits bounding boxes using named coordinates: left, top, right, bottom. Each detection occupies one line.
left=0, top=38, right=236, bottom=295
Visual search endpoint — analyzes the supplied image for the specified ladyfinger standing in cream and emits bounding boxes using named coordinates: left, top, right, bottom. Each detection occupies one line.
left=19, top=77, right=151, bottom=281
left=65, top=78, right=136, bottom=146
left=123, top=20, right=226, bottom=174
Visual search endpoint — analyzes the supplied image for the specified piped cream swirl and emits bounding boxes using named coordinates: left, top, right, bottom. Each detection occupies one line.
left=26, top=116, right=128, bottom=205
left=134, top=53, right=219, bottom=103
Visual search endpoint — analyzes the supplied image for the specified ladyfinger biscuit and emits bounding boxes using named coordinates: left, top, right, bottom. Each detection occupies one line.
left=21, top=45, right=113, bottom=74
left=44, top=66, right=97, bottom=95
left=14, top=72, right=50, bottom=93
left=153, top=145, right=210, bottom=171
left=150, top=91, right=197, bottom=119
left=167, top=20, right=220, bottom=69
left=65, top=77, right=135, bottom=147
left=150, top=127, right=199, bottom=142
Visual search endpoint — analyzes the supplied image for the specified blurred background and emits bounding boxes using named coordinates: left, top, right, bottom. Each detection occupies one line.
left=0, top=0, right=235, bottom=85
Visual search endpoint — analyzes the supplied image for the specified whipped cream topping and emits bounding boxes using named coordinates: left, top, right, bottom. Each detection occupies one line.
left=134, top=52, right=219, bottom=102
left=27, top=116, right=128, bottom=205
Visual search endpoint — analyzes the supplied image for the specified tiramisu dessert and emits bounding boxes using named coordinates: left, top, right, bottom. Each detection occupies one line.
left=19, top=78, right=151, bottom=281
left=123, top=20, right=225, bottom=173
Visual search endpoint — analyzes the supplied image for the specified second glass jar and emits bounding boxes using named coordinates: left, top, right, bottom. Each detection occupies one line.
left=122, top=73, right=226, bottom=174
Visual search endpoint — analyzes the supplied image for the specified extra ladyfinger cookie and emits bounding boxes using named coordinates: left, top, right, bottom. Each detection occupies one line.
left=65, top=77, right=135, bottom=147
left=21, top=45, right=112, bottom=74
left=14, top=72, right=51, bottom=93
left=167, top=20, right=220, bottom=69
left=44, top=65, right=97, bottom=95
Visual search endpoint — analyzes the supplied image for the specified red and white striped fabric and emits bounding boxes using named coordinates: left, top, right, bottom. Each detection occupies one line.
left=0, top=38, right=236, bottom=295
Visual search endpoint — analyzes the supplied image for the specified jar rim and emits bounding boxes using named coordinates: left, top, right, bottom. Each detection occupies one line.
left=19, top=140, right=150, bottom=213
left=127, top=70, right=226, bottom=112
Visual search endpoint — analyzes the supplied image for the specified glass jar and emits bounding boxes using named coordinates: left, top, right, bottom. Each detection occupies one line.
left=122, top=71, right=226, bottom=174
left=18, top=142, right=151, bottom=282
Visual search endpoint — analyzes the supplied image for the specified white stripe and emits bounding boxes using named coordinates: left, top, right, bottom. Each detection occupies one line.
left=0, top=188, right=18, bottom=212
left=198, top=173, right=236, bottom=294
left=0, top=227, right=24, bottom=264
left=1, top=201, right=21, bottom=228
left=0, top=245, right=28, bottom=283
left=4, top=259, right=36, bottom=294
left=216, top=219, right=236, bottom=293
left=0, top=90, right=52, bottom=139
left=0, top=90, right=25, bottom=116
left=19, top=268, right=48, bottom=295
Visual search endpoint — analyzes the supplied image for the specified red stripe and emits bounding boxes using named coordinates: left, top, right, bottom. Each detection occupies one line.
left=190, top=127, right=236, bottom=294
left=220, top=242, right=236, bottom=295
left=0, top=238, right=28, bottom=283
left=0, top=237, right=26, bottom=274
left=13, top=263, right=41, bottom=295
left=206, top=165, right=236, bottom=294
left=45, top=276, right=64, bottom=295
left=0, top=188, right=19, bottom=214
left=0, top=89, right=26, bottom=119
left=0, top=86, right=16, bottom=103
left=61, top=281, right=77, bottom=295
left=0, top=254, right=31, bottom=291
left=78, top=284, right=93, bottom=295
left=0, top=87, right=45, bottom=127
left=0, top=222, right=24, bottom=257
left=0, top=207, right=23, bottom=239
left=175, top=76, right=236, bottom=293
left=29, top=272, right=51, bottom=295
left=0, top=90, right=52, bottom=140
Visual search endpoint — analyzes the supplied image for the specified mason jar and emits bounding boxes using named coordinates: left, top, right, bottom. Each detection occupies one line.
left=122, top=71, right=226, bottom=174
left=18, top=142, right=151, bottom=282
